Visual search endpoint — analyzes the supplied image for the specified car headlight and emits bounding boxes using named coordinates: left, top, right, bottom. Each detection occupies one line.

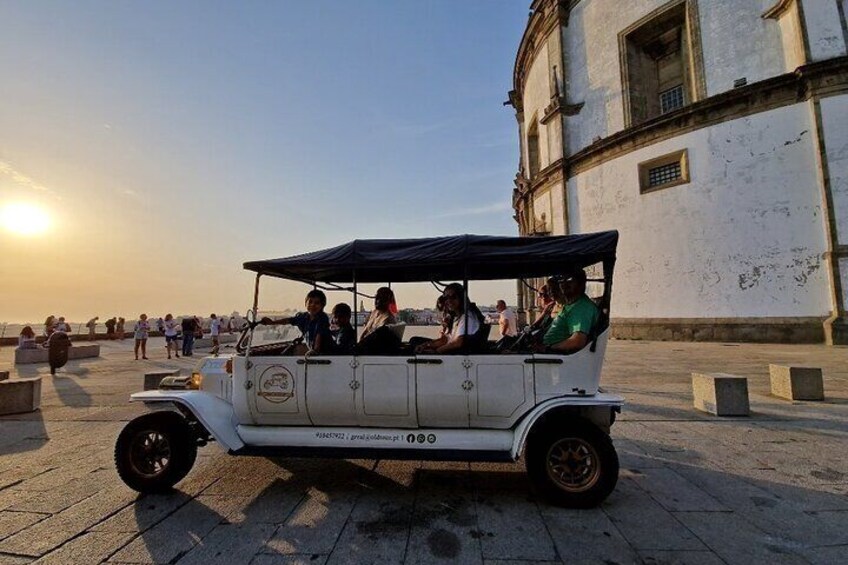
left=190, top=372, right=203, bottom=390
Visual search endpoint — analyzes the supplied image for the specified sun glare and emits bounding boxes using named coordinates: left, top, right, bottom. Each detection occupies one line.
left=1, top=202, right=51, bottom=236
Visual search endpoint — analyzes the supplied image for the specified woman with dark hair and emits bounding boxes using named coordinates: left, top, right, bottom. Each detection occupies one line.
left=416, top=283, right=482, bottom=354
left=360, top=287, right=397, bottom=340
left=18, top=326, right=37, bottom=349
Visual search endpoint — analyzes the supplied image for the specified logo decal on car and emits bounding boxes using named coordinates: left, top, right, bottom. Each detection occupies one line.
left=258, top=366, right=295, bottom=403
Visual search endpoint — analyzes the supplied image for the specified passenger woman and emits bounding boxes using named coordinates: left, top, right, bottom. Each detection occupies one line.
left=416, top=283, right=481, bottom=354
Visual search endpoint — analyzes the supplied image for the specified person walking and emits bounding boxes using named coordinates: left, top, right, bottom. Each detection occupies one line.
left=163, top=314, right=180, bottom=359
left=209, top=313, right=221, bottom=354
left=116, top=317, right=126, bottom=340
left=133, top=314, right=150, bottom=360
left=86, top=316, right=99, bottom=341
left=181, top=315, right=195, bottom=357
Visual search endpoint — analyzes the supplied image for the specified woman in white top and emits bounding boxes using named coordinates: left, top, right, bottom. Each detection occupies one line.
left=133, top=314, right=151, bottom=360
left=163, top=313, right=180, bottom=359
left=416, top=283, right=480, bottom=354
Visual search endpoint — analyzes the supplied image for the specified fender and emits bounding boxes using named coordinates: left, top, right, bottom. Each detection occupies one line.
left=510, top=393, right=624, bottom=459
left=130, top=390, right=244, bottom=452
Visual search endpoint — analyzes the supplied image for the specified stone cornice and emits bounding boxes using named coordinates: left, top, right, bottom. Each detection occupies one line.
left=540, top=96, right=584, bottom=124
left=530, top=158, right=565, bottom=191
left=567, top=56, right=848, bottom=178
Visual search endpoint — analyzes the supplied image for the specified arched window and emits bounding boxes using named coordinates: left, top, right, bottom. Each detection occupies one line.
left=527, top=120, right=540, bottom=178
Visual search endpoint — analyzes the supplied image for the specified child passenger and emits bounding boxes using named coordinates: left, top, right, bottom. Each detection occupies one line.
left=330, top=303, right=356, bottom=354
left=261, top=289, right=332, bottom=355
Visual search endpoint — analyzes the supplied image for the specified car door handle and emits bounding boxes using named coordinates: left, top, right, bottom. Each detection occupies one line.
left=407, top=358, right=443, bottom=365
left=524, top=358, right=563, bottom=365
left=297, top=359, right=332, bottom=365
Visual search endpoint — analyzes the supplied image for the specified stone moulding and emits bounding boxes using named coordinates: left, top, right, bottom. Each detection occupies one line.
left=762, top=0, right=796, bottom=20
left=610, top=317, right=825, bottom=343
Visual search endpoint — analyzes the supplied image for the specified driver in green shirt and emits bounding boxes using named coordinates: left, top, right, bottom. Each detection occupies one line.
left=537, top=266, right=599, bottom=354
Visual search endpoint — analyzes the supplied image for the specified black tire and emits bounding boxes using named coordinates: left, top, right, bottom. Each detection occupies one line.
left=115, top=411, right=198, bottom=494
left=525, top=418, right=619, bottom=508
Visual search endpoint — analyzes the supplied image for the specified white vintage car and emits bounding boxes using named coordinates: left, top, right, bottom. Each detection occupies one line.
left=115, top=232, right=624, bottom=507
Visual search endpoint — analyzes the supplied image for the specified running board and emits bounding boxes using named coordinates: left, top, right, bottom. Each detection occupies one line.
left=230, top=445, right=514, bottom=462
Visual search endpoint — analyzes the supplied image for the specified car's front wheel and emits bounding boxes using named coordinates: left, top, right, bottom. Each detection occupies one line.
left=115, top=411, right=198, bottom=494
left=525, top=418, right=619, bottom=508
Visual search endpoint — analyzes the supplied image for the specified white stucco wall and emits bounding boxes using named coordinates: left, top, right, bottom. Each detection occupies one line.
left=522, top=36, right=552, bottom=172
left=563, top=0, right=795, bottom=155
left=800, top=0, right=847, bottom=61
left=841, top=258, right=848, bottom=311
left=820, top=94, right=848, bottom=246
left=567, top=103, right=830, bottom=319
left=699, top=1, right=786, bottom=93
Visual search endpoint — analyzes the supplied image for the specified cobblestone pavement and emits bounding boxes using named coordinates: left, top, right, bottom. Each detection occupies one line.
left=0, top=338, right=846, bottom=564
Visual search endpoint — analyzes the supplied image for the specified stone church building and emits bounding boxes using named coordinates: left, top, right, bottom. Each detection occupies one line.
left=508, top=0, right=848, bottom=344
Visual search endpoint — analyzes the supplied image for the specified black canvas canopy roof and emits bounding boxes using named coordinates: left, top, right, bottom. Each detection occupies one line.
left=243, top=231, right=618, bottom=284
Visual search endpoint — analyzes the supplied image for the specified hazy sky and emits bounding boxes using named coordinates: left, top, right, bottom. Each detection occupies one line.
left=0, top=1, right=528, bottom=322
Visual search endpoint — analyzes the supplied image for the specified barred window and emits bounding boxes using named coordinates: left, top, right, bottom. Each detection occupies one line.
left=660, top=85, right=684, bottom=114
left=648, top=161, right=682, bottom=187
left=639, top=149, right=689, bottom=194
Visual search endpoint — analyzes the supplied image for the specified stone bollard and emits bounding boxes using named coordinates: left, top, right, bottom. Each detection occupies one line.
left=769, top=364, right=824, bottom=401
left=692, top=372, right=750, bottom=416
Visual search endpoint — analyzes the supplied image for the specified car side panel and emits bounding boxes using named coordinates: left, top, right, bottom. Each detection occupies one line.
left=415, top=357, right=469, bottom=428
left=534, top=329, right=609, bottom=401
left=305, top=357, right=358, bottom=426
left=467, top=355, right=534, bottom=429
left=355, top=356, right=417, bottom=428
left=247, top=357, right=311, bottom=425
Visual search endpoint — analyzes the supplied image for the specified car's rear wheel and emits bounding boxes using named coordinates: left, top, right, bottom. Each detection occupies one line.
left=115, top=411, right=197, bottom=493
left=525, top=418, right=618, bottom=508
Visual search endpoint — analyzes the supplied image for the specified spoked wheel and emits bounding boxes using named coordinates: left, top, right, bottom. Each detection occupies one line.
left=115, top=411, right=197, bottom=493
left=525, top=419, right=618, bottom=508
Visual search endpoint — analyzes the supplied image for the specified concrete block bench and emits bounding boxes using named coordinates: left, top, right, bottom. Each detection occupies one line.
left=769, top=364, right=824, bottom=401
left=193, top=334, right=237, bottom=349
left=692, top=372, right=750, bottom=416
left=144, top=369, right=182, bottom=391
left=14, top=344, right=101, bottom=365
left=0, top=377, right=42, bottom=415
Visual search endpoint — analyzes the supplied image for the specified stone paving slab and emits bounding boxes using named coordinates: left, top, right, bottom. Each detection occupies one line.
left=0, top=339, right=845, bottom=564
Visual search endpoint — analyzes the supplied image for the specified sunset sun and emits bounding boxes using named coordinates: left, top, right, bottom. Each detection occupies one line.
left=1, top=202, right=51, bottom=235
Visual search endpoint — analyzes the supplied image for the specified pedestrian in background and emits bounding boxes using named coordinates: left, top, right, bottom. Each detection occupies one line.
left=105, top=317, right=117, bottom=340
left=209, top=313, right=221, bottom=354
left=496, top=300, right=518, bottom=338
left=133, top=314, right=150, bottom=360
left=163, top=313, right=180, bottom=359
left=54, top=317, right=71, bottom=333
left=44, top=315, right=55, bottom=338
left=86, top=316, right=99, bottom=341
left=181, top=315, right=195, bottom=357
left=116, top=317, right=126, bottom=340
